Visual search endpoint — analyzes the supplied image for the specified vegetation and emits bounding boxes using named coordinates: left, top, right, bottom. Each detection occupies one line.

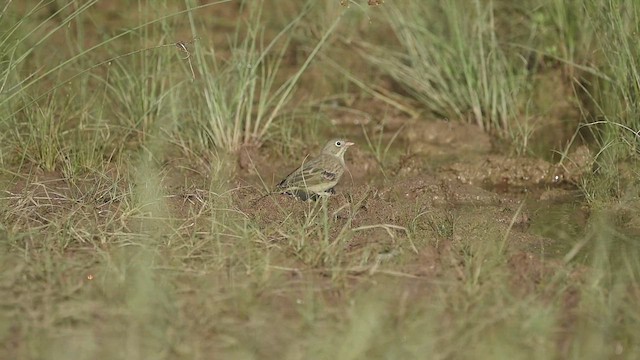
left=1, top=0, right=639, bottom=359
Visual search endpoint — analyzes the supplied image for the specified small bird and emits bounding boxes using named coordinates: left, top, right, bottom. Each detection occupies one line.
left=276, top=138, right=354, bottom=200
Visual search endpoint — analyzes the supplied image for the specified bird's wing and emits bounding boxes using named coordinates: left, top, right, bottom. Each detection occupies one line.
left=277, top=156, right=337, bottom=189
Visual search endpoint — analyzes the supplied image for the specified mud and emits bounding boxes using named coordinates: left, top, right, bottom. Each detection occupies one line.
left=2, top=116, right=594, bottom=264
left=235, top=116, right=596, bottom=268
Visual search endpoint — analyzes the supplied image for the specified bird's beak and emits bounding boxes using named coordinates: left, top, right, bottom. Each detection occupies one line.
left=345, top=141, right=355, bottom=147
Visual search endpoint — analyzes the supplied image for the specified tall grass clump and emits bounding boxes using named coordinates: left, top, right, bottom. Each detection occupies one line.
left=0, top=0, right=187, bottom=173
left=360, top=0, right=529, bottom=138
left=183, top=0, right=341, bottom=152
left=0, top=1, right=99, bottom=169
left=577, top=0, right=640, bottom=200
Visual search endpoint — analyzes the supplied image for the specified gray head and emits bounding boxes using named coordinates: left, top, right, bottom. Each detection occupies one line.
left=321, top=138, right=354, bottom=159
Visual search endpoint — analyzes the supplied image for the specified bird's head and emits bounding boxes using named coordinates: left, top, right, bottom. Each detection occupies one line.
left=322, top=138, right=354, bottom=159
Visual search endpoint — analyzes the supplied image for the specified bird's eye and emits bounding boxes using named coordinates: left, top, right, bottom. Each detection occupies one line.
left=335, top=141, right=342, bottom=147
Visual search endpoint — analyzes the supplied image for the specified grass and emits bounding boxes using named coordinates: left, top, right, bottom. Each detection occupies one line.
left=1, top=0, right=640, bottom=359
left=578, top=0, right=640, bottom=201
left=358, top=0, right=529, bottom=138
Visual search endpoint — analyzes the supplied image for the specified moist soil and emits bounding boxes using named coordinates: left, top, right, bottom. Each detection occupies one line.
left=4, top=112, right=593, bottom=280
left=234, top=112, right=595, bottom=271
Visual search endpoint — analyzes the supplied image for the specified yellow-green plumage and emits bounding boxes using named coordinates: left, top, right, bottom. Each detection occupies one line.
left=277, top=138, right=354, bottom=200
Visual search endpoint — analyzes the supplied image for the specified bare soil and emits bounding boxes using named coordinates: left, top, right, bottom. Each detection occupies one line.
left=2, top=110, right=591, bottom=284
left=232, top=110, right=595, bottom=274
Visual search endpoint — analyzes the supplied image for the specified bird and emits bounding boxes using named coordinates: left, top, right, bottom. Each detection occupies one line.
left=276, top=138, right=354, bottom=201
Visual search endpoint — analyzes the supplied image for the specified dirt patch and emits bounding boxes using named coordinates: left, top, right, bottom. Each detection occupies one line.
left=236, top=169, right=548, bottom=272
left=441, top=144, right=593, bottom=192
left=2, top=167, right=126, bottom=234
left=403, top=119, right=493, bottom=158
left=223, top=115, right=600, bottom=284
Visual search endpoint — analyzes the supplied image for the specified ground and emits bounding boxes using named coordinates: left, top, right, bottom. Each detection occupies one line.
left=2, top=1, right=640, bottom=359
